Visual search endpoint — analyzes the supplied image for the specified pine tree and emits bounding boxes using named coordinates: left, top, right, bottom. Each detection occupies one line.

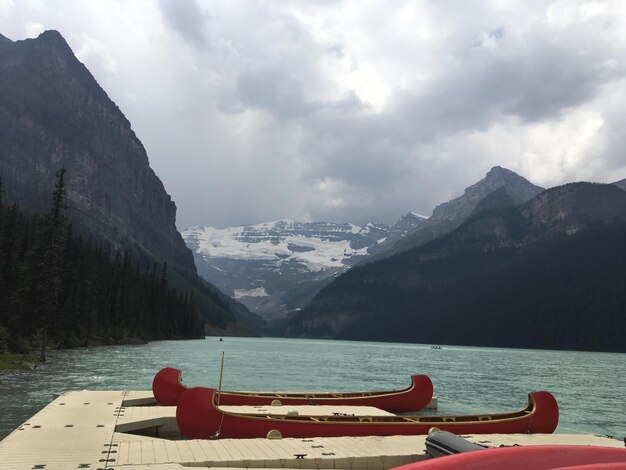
left=37, top=168, right=68, bottom=361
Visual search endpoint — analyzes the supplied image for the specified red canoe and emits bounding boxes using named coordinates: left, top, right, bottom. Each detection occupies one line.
left=176, top=387, right=559, bottom=439
left=390, top=445, right=626, bottom=470
left=152, top=367, right=433, bottom=412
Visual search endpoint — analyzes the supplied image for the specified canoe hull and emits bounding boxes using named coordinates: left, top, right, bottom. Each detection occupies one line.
left=390, top=445, right=626, bottom=470
left=153, top=367, right=433, bottom=412
left=176, top=387, right=559, bottom=439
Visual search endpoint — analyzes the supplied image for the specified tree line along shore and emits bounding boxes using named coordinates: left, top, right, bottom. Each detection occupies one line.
left=0, top=170, right=205, bottom=369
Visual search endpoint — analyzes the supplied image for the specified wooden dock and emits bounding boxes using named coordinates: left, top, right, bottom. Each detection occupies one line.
left=0, top=390, right=622, bottom=470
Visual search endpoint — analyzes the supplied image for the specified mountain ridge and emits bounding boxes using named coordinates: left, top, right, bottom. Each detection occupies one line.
left=0, top=30, right=195, bottom=276
left=183, top=214, right=426, bottom=319
left=285, top=182, right=626, bottom=352
left=377, top=166, right=545, bottom=258
left=613, top=178, right=626, bottom=191
left=184, top=166, right=543, bottom=320
left=0, top=30, right=261, bottom=331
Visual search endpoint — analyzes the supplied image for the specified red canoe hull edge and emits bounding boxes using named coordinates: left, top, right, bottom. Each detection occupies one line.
left=218, top=374, right=433, bottom=413
left=176, top=387, right=559, bottom=439
left=152, top=367, right=187, bottom=406
left=390, top=445, right=626, bottom=470
left=153, top=367, right=433, bottom=412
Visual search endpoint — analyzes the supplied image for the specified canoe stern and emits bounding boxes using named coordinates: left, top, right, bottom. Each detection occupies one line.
left=528, top=391, right=559, bottom=434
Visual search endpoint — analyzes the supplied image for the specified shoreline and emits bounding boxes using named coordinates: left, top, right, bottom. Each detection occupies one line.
left=0, top=353, right=39, bottom=371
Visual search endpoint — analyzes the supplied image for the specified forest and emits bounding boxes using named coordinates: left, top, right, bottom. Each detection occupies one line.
left=289, top=205, right=626, bottom=352
left=0, top=171, right=204, bottom=361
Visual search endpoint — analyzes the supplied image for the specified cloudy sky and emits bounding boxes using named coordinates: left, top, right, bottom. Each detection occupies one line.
left=1, top=0, right=626, bottom=228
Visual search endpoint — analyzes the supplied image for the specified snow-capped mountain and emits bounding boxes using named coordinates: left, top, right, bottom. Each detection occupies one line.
left=182, top=215, right=426, bottom=320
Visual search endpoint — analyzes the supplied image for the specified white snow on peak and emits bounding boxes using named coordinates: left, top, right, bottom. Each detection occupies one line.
left=410, top=211, right=430, bottom=219
left=182, top=222, right=370, bottom=270
left=359, top=222, right=376, bottom=234
left=234, top=287, right=269, bottom=298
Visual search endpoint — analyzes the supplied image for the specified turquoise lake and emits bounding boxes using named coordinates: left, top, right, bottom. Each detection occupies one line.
left=0, top=337, right=624, bottom=440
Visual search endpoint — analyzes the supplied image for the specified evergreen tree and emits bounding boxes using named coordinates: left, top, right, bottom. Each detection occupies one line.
left=0, top=170, right=205, bottom=356
left=36, top=169, right=68, bottom=361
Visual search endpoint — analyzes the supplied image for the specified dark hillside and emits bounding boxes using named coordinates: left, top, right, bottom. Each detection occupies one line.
left=287, top=183, right=626, bottom=352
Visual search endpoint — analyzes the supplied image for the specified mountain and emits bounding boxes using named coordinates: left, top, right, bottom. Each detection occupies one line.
left=0, top=31, right=257, bottom=331
left=183, top=215, right=426, bottom=320
left=0, top=31, right=195, bottom=276
left=285, top=182, right=626, bottom=352
left=377, top=166, right=544, bottom=258
left=613, top=179, right=626, bottom=191
left=365, top=212, right=429, bottom=257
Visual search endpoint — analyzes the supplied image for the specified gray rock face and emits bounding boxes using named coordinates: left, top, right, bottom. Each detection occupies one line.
left=0, top=31, right=196, bottom=276
left=383, top=166, right=544, bottom=256
left=434, top=166, right=544, bottom=220
left=183, top=215, right=426, bottom=320
left=416, top=182, right=626, bottom=254
left=366, top=212, right=427, bottom=257
left=613, top=179, right=626, bottom=191
left=521, top=183, right=626, bottom=236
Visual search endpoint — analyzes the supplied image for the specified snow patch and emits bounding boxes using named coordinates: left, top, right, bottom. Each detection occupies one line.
left=183, top=222, right=371, bottom=270
left=234, top=287, right=269, bottom=298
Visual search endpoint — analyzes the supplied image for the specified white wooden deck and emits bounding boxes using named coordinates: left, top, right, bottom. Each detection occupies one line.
left=0, top=390, right=622, bottom=470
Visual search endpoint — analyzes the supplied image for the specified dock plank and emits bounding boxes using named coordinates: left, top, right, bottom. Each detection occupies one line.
left=1, top=390, right=624, bottom=470
left=172, top=440, right=197, bottom=464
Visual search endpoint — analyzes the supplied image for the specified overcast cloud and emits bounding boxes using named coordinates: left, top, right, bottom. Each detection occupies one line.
left=1, top=0, right=626, bottom=228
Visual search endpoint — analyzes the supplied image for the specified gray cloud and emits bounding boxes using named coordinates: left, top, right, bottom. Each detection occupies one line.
left=1, top=1, right=626, bottom=228
left=157, top=0, right=209, bottom=47
left=236, top=66, right=319, bottom=119
left=390, top=26, right=625, bottom=143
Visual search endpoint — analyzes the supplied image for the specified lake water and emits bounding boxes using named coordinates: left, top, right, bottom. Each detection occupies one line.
left=0, top=337, right=624, bottom=440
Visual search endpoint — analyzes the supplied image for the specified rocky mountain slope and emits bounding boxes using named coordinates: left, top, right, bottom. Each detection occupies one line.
left=183, top=214, right=426, bottom=319
left=0, top=31, right=261, bottom=332
left=376, top=166, right=544, bottom=258
left=0, top=31, right=195, bottom=276
left=285, top=182, right=626, bottom=352
left=184, top=167, right=540, bottom=321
